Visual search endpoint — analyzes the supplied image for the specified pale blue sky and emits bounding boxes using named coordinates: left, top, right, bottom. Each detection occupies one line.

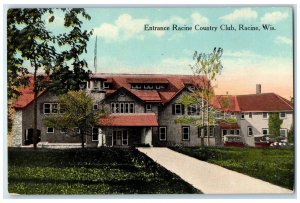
left=42, top=7, right=293, bottom=98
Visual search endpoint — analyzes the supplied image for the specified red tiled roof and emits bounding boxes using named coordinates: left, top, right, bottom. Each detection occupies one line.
left=99, top=113, right=158, bottom=127
left=219, top=122, right=240, bottom=129
left=131, top=90, right=161, bottom=101
left=211, top=95, right=240, bottom=112
left=236, top=93, right=293, bottom=112
left=212, top=93, right=293, bottom=112
left=14, top=77, right=45, bottom=109
left=98, top=74, right=208, bottom=104
left=126, top=78, right=169, bottom=84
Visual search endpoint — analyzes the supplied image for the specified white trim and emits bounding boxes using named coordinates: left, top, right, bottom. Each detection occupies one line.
left=280, top=112, right=286, bottom=119
left=159, top=127, right=167, bottom=141
left=47, top=127, right=54, bottom=134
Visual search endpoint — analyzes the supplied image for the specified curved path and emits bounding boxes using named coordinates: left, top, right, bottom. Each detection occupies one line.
left=138, top=147, right=293, bottom=194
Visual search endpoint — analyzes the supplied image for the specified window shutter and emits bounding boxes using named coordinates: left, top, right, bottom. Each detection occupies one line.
left=172, top=104, right=175, bottom=115
left=40, top=103, right=44, bottom=114
left=181, top=104, right=185, bottom=115
left=187, top=106, right=191, bottom=115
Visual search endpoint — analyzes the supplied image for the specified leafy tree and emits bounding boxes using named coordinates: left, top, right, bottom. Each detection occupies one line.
left=268, top=113, right=283, bottom=140
left=176, top=48, right=224, bottom=146
left=288, top=124, right=294, bottom=144
left=7, top=8, right=93, bottom=148
left=43, top=91, right=108, bottom=148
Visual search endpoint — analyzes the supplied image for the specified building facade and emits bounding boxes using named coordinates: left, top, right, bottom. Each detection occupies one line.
left=12, top=74, right=293, bottom=147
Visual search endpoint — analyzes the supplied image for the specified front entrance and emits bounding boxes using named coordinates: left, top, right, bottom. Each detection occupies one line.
left=112, top=130, right=128, bottom=146
left=24, top=128, right=41, bottom=145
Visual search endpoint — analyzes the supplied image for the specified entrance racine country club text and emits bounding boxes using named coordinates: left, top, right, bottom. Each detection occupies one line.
left=144, top=24, right=275, bottom=32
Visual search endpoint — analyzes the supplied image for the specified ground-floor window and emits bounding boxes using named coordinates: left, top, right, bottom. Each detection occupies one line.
left=47, top=127, right=54, bottom=133
left=247, top=126, right=253, bottom=136
left=262, top=128, right=269, bottom=135
left=92, top=127, right=99, bottom=141
left=280, top=128, right=288, bottom=139
left=159, top=127, right=167, bottom=141
left=200, top=126, right=214, bottom=137
left=182, top=126, right=190, bottom=141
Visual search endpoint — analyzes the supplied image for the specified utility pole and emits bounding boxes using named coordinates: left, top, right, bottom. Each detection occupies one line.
left=94, top=36, right=97, bottom=74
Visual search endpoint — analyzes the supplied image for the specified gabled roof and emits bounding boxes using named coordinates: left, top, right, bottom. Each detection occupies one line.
left=212, top=93, right=293, bottom=112
left=99, top=113, right=158, bottom=127
left=236, top=93, right=293, bottom=112
left=211, top=95, right=240, bottom=112
left=97, top=74, right=209, bottom=104
left=13, top=77, right=46, bottom=109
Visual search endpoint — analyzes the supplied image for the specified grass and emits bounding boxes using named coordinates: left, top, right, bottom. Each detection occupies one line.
left=8, top=147, right=201, bottom=194
left=170, top=146, right=294, bottom=190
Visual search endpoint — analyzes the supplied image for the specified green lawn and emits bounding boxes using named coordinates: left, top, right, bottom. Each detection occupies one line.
left=171, top=147, right=294, bottom=190
left=8, top=147, right=201, bottom=194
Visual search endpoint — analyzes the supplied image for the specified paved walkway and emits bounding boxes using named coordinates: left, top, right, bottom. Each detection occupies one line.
left=138, top=147, right=293, bottom=194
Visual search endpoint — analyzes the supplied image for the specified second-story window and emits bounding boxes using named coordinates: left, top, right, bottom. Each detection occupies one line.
left=43, top=103, right=60, bottom=114
left=280, top=112, right=286, bottom=119
left=262, top=112, right=268, bottom=119
left=249, top=112, right=252, bottom=118
left=241, top=113, right=245, bottom=119
left=146, top=104, right=152, bottom=111
left=111, top=102, right=135, bottom=113
left=172, top=104, right=184, bottom=115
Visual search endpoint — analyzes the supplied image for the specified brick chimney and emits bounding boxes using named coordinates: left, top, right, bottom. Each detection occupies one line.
left=256, top=84, right=261, bottom=94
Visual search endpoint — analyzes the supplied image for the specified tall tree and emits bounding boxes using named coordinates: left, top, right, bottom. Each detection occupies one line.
left=43, top=91, right=108, bottom=148
left=7, top=8, right=93, bottom=148
left=268, top=113, right=283, bottom=140
left=175, top=48, right=224, bottom=146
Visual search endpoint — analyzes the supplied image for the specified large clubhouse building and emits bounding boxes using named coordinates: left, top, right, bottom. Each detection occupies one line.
left=12, top=73, right=293, bottom=147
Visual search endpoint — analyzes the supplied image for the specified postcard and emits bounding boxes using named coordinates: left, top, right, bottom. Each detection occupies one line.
left=6, top=6, right=294, bottom=196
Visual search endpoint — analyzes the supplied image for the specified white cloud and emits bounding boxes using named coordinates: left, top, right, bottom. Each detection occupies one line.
left=219, top=8, right=258, bottom=22
left=93, top=14, right=148, bottom=42
left=94, top=14, right=189, bottom=40
left=191, top=12, right=209, bottom=25
left=94, top=23, right=119, bottom=41
left=275, top=36, right=293, bottom=46
left=223, top=50, right=262, bottom=59
left=260, top=11, right=288, bottom=24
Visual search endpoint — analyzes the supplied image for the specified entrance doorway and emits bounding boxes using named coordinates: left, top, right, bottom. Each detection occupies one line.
left=25, top=128, right=41, bottom=145
left=112, top=130, right=128, bottom=146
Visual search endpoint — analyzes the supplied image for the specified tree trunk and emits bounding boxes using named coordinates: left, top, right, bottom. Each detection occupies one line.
left=200, top=97, right=204, bottom=147
left=206, top=103, right=210, bottom=146
left=80, top=132, right=85, bottom=148
left=33, top=68, right=38, bottom=149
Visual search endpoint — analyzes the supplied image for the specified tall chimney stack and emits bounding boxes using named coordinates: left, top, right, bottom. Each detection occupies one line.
left=256, top=84, right=261, bottom=94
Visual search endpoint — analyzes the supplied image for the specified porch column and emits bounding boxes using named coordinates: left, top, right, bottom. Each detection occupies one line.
left=97, top=128, right=106, bottom=147
left=141, top=127, right=152, bottom=146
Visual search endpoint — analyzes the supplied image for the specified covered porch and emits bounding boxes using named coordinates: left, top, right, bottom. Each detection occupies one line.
left=98, top=113, right=158, bottom=147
